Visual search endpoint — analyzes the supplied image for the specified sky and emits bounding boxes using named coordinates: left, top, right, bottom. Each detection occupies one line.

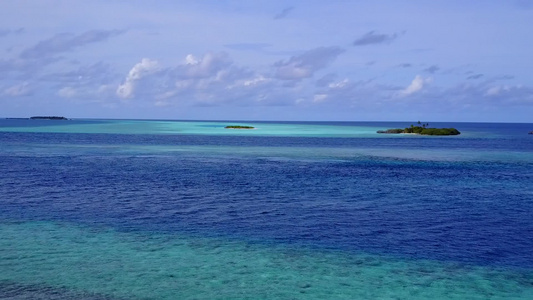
left=1, top=1, right=532, bottom=122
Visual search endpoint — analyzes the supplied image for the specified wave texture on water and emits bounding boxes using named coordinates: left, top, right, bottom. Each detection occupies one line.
left=1, top=119, right=532, bottom=299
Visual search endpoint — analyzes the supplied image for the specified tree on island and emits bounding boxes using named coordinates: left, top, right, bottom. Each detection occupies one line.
left=417, top=121, right=429, bottom=128
left=30, top=116, right=68, bottom=120
left=378, top=122, right=460, bottom=136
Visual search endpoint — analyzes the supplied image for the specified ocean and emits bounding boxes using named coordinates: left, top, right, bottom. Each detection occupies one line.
left=1, top=119, right=532, bottom=299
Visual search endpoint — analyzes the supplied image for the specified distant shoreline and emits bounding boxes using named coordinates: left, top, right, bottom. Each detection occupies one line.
left=4, top=116, right=70, bottom=120
left=3, top=118, right=532, bottom=125
left=30, top=116, right=69, bottom=120
left=225, top=125, right=255, bottom=129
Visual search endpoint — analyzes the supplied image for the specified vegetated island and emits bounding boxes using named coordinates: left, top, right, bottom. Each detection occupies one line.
left=30, top=116, right=69, bottom=120
left=377, top=122, right=460, bottom=136
left=225, top=125, right=255, bottom=129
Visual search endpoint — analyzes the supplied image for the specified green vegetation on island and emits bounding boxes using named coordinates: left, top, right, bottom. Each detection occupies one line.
left=377, top=122, right=460, bottom=136
left=225, top=125, right=255, bottom=129
left=30, top=116, right=68, bottom=120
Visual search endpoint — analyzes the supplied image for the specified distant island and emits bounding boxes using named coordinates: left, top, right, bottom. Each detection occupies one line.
left=30, top=116, right=68, bottom=120
left=225, top=125, right=255, bottom=129
left=377, top=122, right=460, bottom=136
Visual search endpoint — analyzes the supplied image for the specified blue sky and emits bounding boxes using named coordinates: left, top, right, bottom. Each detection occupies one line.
left=1, top=1, right=532, bottom=122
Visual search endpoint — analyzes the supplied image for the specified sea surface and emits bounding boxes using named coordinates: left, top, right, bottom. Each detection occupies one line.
left=1, top=119, right=532, bottom=299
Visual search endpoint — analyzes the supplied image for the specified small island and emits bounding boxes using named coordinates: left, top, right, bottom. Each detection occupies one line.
left=225, top=125, right=255, bottom=129
left=377, top=122, right=460, bottom=136
left=30, top=116, right=68, bottom=120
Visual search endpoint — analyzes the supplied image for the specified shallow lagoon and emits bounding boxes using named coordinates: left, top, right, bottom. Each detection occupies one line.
left=1, top=119, right=527, bottom=137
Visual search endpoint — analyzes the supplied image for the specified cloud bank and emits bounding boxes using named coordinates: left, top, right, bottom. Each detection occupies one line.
left=274, top=47, right=344, bottom=80
left=20, top=30, right=123, bottom=59
left=1, top=1, right=531, bottom=122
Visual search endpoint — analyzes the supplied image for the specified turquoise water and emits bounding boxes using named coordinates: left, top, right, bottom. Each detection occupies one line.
left=1, top=221, right=531, bottom=300
left=0, top=119, right=513, bottom=137
left=0, top=119, right=382, bottom=136
left=1, top=119, right=532, bottom=299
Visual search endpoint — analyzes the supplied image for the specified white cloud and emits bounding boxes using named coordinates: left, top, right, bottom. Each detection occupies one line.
left=328, top=79, right=349, bottom=89
left=485, top=85, right=513, bottom=96
left=116, top=81, right=135, bottom=99
left=126, top=58, right=160, bottom=81
left=117, top=58, right=160, bottom=99
left=227, top=75, right=270, bottom=89
left=185, top=54, right=199, bottom=65
left=482, top=84, right=533, bottom=104
left=313, top=94, right=328, bottom=103
left=156, top=52, right=275, bottom=106
left=113, top=52, right=247, bottom=106
left=177, top=52, right=232, bottom=79
left=243, top=76, right=268, bottom=86
left=485, top=86, right=500, bottom=96
left=4, top=82, right=31, bottom=96
left=57, top=87, right=77, bottom=98
left=398, top=75, right=432, bottom=96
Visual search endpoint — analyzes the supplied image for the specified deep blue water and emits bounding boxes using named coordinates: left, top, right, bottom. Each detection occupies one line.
left=1, top=120, right=532, bottom=299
